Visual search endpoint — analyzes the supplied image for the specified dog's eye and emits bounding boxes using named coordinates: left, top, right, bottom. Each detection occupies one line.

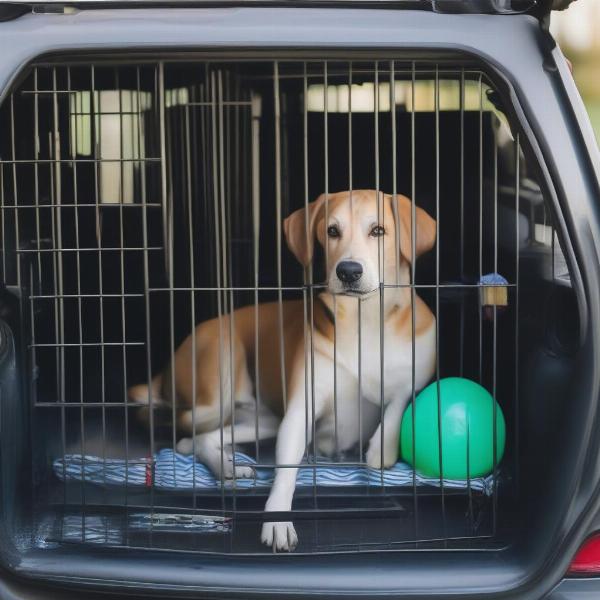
left=327, top=225, right=340, bottom=238
left=370, top=225, right=385, bottom=237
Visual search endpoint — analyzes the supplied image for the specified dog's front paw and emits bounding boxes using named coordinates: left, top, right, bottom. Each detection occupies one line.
left=261, top=521, right=298, bottom=552
left=220, top=457, right=255, bottom=480
left=176, top=437, right=254, bottom=480
left=366, top=432, right=398, bottom=469
left=176, top=437, right=194, bottom=455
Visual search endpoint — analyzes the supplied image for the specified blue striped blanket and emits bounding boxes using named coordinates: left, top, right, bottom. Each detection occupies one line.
left=53, top=449, right=494, bottom=495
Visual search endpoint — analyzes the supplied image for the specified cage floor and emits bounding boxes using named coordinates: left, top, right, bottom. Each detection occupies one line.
left=29, top=408, right=507, bottom=553
left=34, top=488, right=504, bottom=555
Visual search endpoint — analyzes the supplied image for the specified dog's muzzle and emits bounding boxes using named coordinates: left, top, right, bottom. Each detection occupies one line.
left=336, top=261, right=363, bottom=284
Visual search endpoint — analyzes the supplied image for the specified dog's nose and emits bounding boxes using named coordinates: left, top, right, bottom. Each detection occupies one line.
left=336, top=261, right=363, bottom=284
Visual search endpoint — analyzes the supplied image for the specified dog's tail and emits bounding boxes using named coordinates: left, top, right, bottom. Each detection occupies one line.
left=128, top=375, right=169, bottom=407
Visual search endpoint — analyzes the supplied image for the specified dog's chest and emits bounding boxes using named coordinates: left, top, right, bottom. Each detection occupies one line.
left=333, top=309, right=434, bottom=404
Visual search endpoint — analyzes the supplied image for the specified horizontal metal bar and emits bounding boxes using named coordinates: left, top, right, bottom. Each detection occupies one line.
left=239, top=461, right=384, bottom=469
left=382, top=283, right=516, bottom=289
left=48, top=500, right=483, bottom=524
left=0, top=158, right=160, bottom=164
left=50, top=504, right=408, bottom=522
left=29, top=52, right=487, bottom=67
left=184, top=101, right=253, bottom=107
left=18, top=247, right=162, bottom=253
left=47, top=534, right=496, bottom=558
left=147, top=285, right=312, bottom=292
left=31, top=293, right=144, bottom=299
left=244, top=68, right=488, bottom=81
left=30, top=341, right=144, bottom=348
left=146, top=283, right=515, bottom=292
left=1, top=203, right=162, bottom=209
left=37, top=401, right=158, bottom=408
left=69, top=111, right=148, bottom=116
left=21, top=90, right=146, bottom=97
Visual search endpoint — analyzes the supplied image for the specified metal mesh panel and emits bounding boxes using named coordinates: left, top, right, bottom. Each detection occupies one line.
left=0, top=57, right=565, bottom=555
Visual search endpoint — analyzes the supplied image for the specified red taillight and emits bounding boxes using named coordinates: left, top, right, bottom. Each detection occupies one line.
left=568, top=534, right=600, bottom=575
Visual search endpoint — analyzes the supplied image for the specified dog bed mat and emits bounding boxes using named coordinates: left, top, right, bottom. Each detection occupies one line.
left=54, top=448, right=495, bottom=495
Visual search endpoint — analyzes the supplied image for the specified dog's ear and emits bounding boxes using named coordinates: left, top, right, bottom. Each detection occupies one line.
left=392, top=194, right=436, bottom=263
left=284, top=193, right=327, bottom=267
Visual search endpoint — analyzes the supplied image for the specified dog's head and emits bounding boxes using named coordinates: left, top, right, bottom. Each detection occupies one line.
left=284, top=189, right=436, bottom=296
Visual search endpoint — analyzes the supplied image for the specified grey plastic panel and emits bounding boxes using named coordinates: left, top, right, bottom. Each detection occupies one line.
left=0, top=7, right=599, bottom=599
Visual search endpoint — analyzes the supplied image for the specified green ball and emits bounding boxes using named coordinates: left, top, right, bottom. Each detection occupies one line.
left=400, top=377, right=505, bottom=480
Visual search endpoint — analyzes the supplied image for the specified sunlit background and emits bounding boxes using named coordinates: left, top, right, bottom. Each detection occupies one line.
left=551, top=1, right=600, bottom=141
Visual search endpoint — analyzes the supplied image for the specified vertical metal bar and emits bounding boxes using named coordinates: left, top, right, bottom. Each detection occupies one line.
left=317, top=59, right=329, bottom=510
left=210, top=69, right=226, bottom=507
left=491, top=113, right=499, bottom=534
left=459, top=68, right=465, bottom=378
left=493, top=123, right=498, bottom=277
left=51, top=67, right=65, bottom=403
left=466, top=414, right=474, bottom=531
left=375, top=61, right=385, bottom=485
left=31, top=68, right=42, bottom=410
left=347, top=62, right=362, bottom=464
left=140, top=65, right=156, bottom=518
left=434, top=65, right=446, bottom=539
left=217, top=68, right=228, bottom=511
left=0, top=162, right=5, bottom=283
left=33, top=68, right=42, bottom=289
left=464, top=94, right=474, bottom=537
left=281, top=87, right=291, bottom=222
left=273, top=62, right=288, bottom=415
left=159, top=63, right=178, bottom=482
left=303, top=62, right=313, bottom=459
left=200, top=78, right=213, bottom=315
left=323, top=61, right=338, bottom=460
left=323, top=62, right=329, bottom=275
left=50, top=68, right=68, bottom=497
left=357, top=297, right=363, bottom=461
left=348, top=60, right=353, bottom=213
left=0, top=161, right=5, bottom=281
left=234, top=75, right=242, bottom=239
left=391, top=61, right=400, bottom=286
left=309, top=282, right=318, bottom=541
left=28, top=269, right=39, bottom=538
left=25, top=76, right=39, bottom=533
left=67, top=67, right=87, bottom=516
left=346, top=61, right=361, bottom=462
left=410, top=60, right=419, bottom=539
left=514, top=134, right=520, bottom=497
left=91, top=66, right=108, bottom=488
left=302, top=284, right=310, bottom=463
left=219, top=70, right=238, bottom=504
left=9, top=88, right=21, bottom=289
left=251, top=91, right=261, bottom=463
left=48, top=139, right=61, bottom=408
left=478, top=74, right=484, bottom=382
left=185, top=92, right=198, bottom=498
left=115, top=69, right=131, bottom=510
left=159, top=64, right=170, bottom=280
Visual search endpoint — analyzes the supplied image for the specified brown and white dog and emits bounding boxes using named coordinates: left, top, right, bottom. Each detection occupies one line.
left=129, top=189, right=436, bottom=551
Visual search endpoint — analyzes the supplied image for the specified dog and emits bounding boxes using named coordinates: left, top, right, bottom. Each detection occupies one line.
left=128, top=189, right=436, bottom=552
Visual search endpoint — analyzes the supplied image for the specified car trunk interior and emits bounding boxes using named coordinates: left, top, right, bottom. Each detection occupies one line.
left=0, top=55, right=580, bottom=563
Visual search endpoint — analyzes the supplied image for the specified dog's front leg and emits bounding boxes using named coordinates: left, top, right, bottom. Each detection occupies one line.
left=261, top=398, right=320, bottom=552
left=366, top=391, right=410, bottom=469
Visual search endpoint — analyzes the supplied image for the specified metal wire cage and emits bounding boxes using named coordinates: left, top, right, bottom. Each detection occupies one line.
left=0, top=56, right=572, bottom=555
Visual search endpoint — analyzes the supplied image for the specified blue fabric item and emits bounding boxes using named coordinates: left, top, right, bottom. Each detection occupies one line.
left=54, top=448, right=495, bottom=495
left=479, top=272, right=508, bottom=286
